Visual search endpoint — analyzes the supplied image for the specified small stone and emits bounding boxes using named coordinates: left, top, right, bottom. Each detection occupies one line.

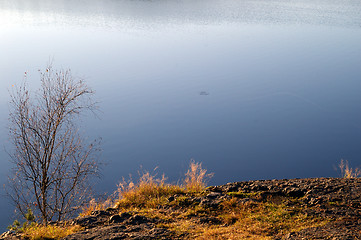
left=149, top=228, right=168, bottom=236
left=73, top=216, right=98, bottom=226
left=125, top=215, right=150, bottom=225
left=206, top=192, right=222, bottom=199
left=109, top=214, right=124, bottom=223
left=109, top=212, right=132, bottom=223
left=91, top=210, right=111, bottom=217
left=105, top=207, right=117, bottom=212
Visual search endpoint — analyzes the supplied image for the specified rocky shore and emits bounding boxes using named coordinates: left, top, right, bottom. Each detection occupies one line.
left=2, top=177, right=361, bottom=239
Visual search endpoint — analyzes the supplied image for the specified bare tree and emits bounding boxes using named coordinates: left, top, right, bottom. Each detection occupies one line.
left=7, top=66, right=101, bottom=223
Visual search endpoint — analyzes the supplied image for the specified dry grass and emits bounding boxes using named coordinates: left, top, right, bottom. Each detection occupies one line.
left=160, top=196, right=328, bottom=240
left=80, top=197, right=114, bottom=217
left=194, top=225, right=271, bottom=240
left=115, top=160, right=213, bottom=210
left=339, top=159, right=361, bottom=178
left=9, top=160, right=334, bottom=240
left=78, top=160, right=213, bottom=215
left=82, top=160, right=328, bottom=239
left=184, top=159, right=214, bottom=192
left=23, top=224, right=83, bottom=240
left=50, top=160, right=330, bottom=239
left=221, top=200, right=326, bottom=237
left=134, top=192, right=328, bottom=240
left=115, top=171, right=185, bottom=209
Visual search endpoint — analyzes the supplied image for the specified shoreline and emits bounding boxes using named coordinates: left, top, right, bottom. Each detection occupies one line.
left=1, top=177, right=361, bottom=239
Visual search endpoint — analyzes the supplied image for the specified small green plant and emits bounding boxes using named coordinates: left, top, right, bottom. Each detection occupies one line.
left=7, top=220, right=21, bottom=232
left=328, top=201, right=342, bottom=206
left=24, top=208, right=35, bottom=222
left=227, top=191, right=259, bottom=198
left=8, top=209, right=36, bottom=232
left=8, top=208, right=83, bottom=239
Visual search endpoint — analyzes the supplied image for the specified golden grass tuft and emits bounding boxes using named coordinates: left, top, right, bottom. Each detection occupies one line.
left=23, top=224, right=83, bottom=240
left=183, top=159, right=214, bottom=192
left=114, top=160, right=213, bottom=210
left=115, top=171, right=184, bottom=209
left=339, top=159, right=361, bottom=178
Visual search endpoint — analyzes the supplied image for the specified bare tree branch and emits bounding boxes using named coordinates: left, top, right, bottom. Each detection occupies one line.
left=7, top=65, right=101, bottom=223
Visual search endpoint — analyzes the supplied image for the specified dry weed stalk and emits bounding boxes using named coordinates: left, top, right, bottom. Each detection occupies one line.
left=183, top=159, right=214, bottom=192
left=116, top=170, right=183, bottom=209
left=339, top=159, right=361, bottom=178
left=115, top=160, right=213, bottom=209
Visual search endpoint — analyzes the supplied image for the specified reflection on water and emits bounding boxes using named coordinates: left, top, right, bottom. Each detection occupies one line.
left=1, top=0, right=361, bottom=231
left=1, top=0, right=361, bottom=28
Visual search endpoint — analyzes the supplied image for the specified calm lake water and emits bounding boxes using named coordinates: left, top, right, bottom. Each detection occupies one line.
left=1, top=0, right=361, bottom=230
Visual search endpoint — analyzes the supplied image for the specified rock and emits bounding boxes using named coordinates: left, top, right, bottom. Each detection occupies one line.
left=285, top=188, right=305, bottom=198
left=148, top=228, right=169, bottom=237
left=106, top=207, right=117, bottom=211
left=200, top=197, right=220, bottom=208
left=125, top=215, right=151, bottom=225
left=3, top=177, right=361, bottom=240
left=206, top=186, right=223, bottom=192
left=109, top=212, right=133, bottom=223
left=73, top=216, right=98, bottom=227
left=239, top=198, right=258, bottom=205
left=0, top=231, right=21, bottom=240
left=109, top=215, right=124, bottom=224
left=63, top=225, right=127, bottom=240
left=91, top=210, right=111, bottom=217
left=205, top=192, right=222, bottom=199
left=198, top=216, right=222, bottom=225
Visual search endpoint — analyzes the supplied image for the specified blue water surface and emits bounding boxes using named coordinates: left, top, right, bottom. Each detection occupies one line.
left=0, top=0, right=361, bottom=231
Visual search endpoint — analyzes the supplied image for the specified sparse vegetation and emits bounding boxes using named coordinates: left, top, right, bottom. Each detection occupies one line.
left=217, top=199, right=326, bottom=238
left=112, top=160, right=213, bottom=211
left=152, top=193, right=327, bottom=240
left=7, top=208, right=83, bottom=240
left=79, top=197, right=114, bottom=217
left=184, top=159, right=214, bottom=192
left=6, top=161, right=337, bottom=239
left=76, top=160, right=328, bottom=239
left=22, top=224, right=83, bottom=240
left=226, top=191, right=259, bottom=198
left=338, top=159, right=361, bottom=178
left=115, top=171, right=184, bottom=210
left=8, top=209, right=36, bottom=233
